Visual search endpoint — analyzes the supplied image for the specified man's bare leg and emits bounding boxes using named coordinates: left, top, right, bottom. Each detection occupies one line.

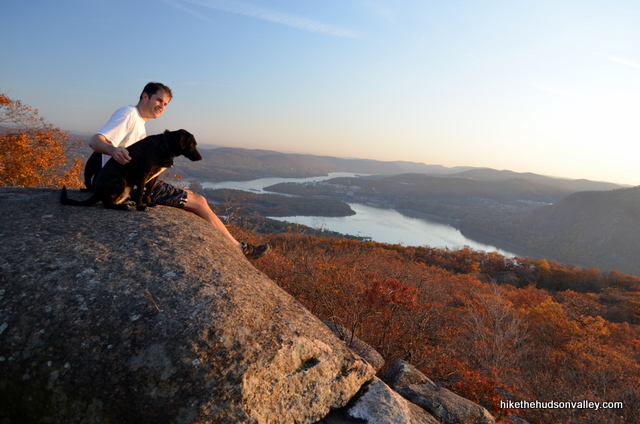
left=182, top=190, right=269, bottom=259
left=183, top=191, right=241, bottom=245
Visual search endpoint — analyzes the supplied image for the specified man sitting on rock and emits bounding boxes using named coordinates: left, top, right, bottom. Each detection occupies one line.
left=86, top=81, right=268, bottom=260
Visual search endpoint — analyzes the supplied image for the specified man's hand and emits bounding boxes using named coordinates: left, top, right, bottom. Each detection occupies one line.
left=111, top=147, right=132, bottom=165
left=89, top=134, right=132, bottom=165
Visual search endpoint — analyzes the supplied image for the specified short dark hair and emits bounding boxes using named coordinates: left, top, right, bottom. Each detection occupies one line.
left=140, top=82, right=172, bottom=100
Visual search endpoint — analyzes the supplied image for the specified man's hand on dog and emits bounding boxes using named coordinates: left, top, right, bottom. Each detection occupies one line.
left=111, top=147, right=132, bottom=165
left=89, top=134, right=133, bottom=165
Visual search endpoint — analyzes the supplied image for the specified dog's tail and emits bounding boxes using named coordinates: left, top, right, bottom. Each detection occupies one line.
left=60, top=186, right=100, bottom=207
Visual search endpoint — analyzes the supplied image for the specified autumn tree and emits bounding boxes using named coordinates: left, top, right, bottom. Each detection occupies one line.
left=460, top=283, right=528, bottom=374
left=0, top=93, right=82, bottom=188
left=241, top=224, right=640, bottom=424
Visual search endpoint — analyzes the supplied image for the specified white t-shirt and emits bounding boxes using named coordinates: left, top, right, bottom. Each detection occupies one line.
left=97, top=105, right=146, bottom=166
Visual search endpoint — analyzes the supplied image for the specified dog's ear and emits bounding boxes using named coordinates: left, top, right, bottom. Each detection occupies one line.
left=178, top=130, right=192, bottom=147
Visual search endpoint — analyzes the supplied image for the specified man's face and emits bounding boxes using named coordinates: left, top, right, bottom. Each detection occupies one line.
left=138, top=90, right=171, bottom=120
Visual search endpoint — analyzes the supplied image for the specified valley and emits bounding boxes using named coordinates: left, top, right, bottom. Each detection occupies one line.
left=173, top=146, right=638, bottom=276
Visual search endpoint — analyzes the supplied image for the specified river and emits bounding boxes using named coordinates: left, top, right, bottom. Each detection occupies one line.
left=201, top=173, right=516, bottom=256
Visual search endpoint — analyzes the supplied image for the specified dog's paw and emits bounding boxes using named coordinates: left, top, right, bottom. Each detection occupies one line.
left=136, top=205, right=148, bottom=212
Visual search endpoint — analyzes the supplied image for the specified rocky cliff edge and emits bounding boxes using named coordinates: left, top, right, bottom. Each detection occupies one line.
left=0, top=188, right=497, bottom=424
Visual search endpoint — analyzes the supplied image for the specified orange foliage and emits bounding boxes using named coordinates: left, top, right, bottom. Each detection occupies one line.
left=237, top=222, right=640, bottom=424
left=0, top=93, right=82, bottom=188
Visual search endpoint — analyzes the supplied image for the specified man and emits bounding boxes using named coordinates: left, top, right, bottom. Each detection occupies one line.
left=88, top=82, right=268, bottom=259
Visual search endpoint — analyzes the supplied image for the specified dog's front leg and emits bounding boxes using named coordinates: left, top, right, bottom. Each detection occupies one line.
left=134, top=175, right=151, bottom=211
left=143, top=177, right=158, bottom=209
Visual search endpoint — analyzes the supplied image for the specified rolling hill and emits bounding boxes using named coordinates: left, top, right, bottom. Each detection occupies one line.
left=450, top=168, right=624, bottom=192
left=174, top=146, right=476, bottom=182
left=460, top=186, right=640, bottom=276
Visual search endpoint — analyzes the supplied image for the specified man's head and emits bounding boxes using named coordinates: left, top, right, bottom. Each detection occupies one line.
left=137, top=82, right=172, bottom=121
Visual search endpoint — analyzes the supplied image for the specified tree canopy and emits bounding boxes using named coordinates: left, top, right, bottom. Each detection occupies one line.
left=0, top=94, right=82, bottom=188
left=231, top=225, right=640, bottom=424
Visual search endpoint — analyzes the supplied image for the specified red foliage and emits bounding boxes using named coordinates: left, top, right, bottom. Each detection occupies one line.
left=243, top=229, right=640, bottom=424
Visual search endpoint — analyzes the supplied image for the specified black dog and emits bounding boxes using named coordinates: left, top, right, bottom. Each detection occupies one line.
left=61, top=129, right=202, bottom=211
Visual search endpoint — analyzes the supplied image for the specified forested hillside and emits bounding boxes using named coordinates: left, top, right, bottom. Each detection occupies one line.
left=266, top=173, right=581, bottom=222
left=460, top=186, right=640, bottom=276
left=451, top=168, right=623, bottom=192
left=204, top=188, right=355, bottom=217
left=233, top=225, right=639, bottom=424
left=252, top=170, right=638, bottom=277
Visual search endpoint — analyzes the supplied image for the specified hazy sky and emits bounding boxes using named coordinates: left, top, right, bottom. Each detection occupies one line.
left=2, top=0, right=639, bottom=185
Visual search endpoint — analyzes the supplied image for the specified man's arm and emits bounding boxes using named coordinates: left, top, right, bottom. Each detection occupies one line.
left=89, top=134, right=132, bottom=165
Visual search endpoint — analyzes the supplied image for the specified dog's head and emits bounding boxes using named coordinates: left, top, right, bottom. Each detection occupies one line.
left=166, top=129, right=202, bottom=162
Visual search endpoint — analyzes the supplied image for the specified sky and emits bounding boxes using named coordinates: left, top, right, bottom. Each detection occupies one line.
left=2, top=0, right=640, bottom=185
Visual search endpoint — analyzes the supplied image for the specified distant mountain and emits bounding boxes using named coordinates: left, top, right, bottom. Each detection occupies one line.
left=173, top=147, right=475, bottom=182
left=460, top=186, right=640, bottom=276
left=175, top=146, right=628, bottom=192
left=451, top=168, right=624, bottom=192
left=314, top=156, right=475, bottom=176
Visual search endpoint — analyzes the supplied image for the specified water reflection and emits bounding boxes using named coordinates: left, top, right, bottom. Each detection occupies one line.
left=201, top=172, right=361, bottom=193
left=270, top=204, right=515, bottom=256
left=202, top=174, right=515, bottom=255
